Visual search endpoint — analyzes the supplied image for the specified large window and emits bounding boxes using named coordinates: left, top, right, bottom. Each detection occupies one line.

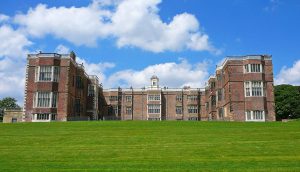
left=148, top=95, right=160, bottom=101
left=176, top=106, right=182, bottom=114
left=33, top=113, right=56, bottom=121
left=244, top=64, right=263, bottom=73
left=109, top=96, right=118, bottom=101
left=176, top=94, right=182, bottom=102
left=35, top=66, right=60, bottom=82
left=148, top=104, right=160, bottom=114
left=244, top=81, right=264, bottom=97
left=187, top=95, right=198, bottom=101
left=34, top=92, right=58, bottom=108
left=245, top=110, right=265, bottom=121
left=188, top=105, right=198, bottom=114
left=125, top=96, right=132, bottom=102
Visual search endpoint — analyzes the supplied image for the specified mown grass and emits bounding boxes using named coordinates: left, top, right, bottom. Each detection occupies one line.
left=0, top=121, right=299, bottom=171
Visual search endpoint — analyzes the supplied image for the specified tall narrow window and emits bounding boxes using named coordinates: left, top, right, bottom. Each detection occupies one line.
left=51, top=92, right=58, bottom=108
left=126, top=107, right=132, bottom=115
left=53, top=66, right=60, bottom=82
left=125, top=96, right=132, bottom=102
left=176, top=106, right=182, bottom=114
left=176, top=94, right=182, bottom=102
left=245, top=82, right=251, bottom=97
left=88, top=85, right=95, bottom=96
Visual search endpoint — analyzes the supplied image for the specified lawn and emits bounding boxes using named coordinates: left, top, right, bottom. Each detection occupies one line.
left=0, top=121, right=299, bottom=171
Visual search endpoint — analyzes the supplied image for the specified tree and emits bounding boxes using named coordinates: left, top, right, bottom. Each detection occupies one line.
left=274, top=85, right=300, bottom=120
left=0, top=97, right=20, bottom=121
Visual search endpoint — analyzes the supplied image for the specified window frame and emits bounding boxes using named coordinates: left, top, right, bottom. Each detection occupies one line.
left=244, top=81, right=264, bottom=97
left=35, top=66, right=60, bottom=82
left=148, top=104, right=161, bottom=114
left=244, top=64, right=263, bottom=73
left=245, top=110, right=265, bottom=122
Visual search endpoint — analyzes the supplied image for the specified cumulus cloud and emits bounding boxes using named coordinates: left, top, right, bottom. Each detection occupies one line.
left=77, top=57, right=115, bottom=84
left=0, top=25, right=31, bottom=105
left=0, top=57, right=26, bottom=105
left=14, top=0, right=218, bottom=53
left=106, top=58, right=210, bottom=88
left=55, top=44, right=70, bottom=54
left=0, top=14, right=10, bottom=22
left=275, top=60, right=300, bottom=85
left=0, top=25, right=31, bottom=58
left=14, top=2, right=111, bottom=46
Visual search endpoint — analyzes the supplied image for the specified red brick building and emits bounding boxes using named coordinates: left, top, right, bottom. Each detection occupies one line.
left=24, top=52, right=102, bottom=122
left=205, top=55, right=275, bottom=121
left=102, top=75, right=205, bottom=121
left=23, top=53, right=275, bottom=122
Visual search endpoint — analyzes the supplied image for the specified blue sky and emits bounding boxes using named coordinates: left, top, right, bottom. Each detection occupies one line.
left=0, top=0, right=300, bottom=104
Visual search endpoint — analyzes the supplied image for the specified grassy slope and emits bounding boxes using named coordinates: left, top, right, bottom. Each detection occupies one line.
left=0, top=121, right=299, bottom=171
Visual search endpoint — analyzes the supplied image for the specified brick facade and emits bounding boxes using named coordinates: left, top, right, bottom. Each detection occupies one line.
left=23, top=53, right=275, bottom=122
left=24, top=52, right=101, bottom=122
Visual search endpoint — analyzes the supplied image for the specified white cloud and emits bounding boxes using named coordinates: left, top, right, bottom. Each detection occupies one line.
left=14, top=2, right=111, bottom=46
left=0, top=14, right=9, bottom=22
left=77, top=57, right=115, bottom=84
left=14, top=0, right=218, bottom=53
left=0, top=25, right=31, bottom=58
left=0, top=25, right=30, bottom=105
left=0, top=57, right=26, bottom=105
left=275, top=60, right=300, bottom=85
left=106, top=58, right=210, bottom=88
left=55, top=44, right=70, bottom=54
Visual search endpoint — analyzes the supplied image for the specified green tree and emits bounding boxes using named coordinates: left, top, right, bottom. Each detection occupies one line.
left=275, top=85, right=300, bottom=120
left=0, top=97, right=20, bottom=121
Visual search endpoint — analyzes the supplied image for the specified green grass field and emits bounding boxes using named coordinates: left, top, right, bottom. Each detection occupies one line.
left=0, top=121, right=299, bottom=171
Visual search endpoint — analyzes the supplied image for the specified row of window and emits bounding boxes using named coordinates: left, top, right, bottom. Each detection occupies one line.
left=148, top=104, right=161, bottom=114
left=245, top=110, right=265, bottom=121
left=244, top=64, right=263, bottom=73
left=109, top=95, right=200, bottom=102
left=32, top=113, right=56, bottom=121
left=148, top=95, right=161, bottom=101
left=245, top=81, right=264, bottom=97
left=33, top=92, right=58, bottom=108
left=35, top=66, right=60, bottom=82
